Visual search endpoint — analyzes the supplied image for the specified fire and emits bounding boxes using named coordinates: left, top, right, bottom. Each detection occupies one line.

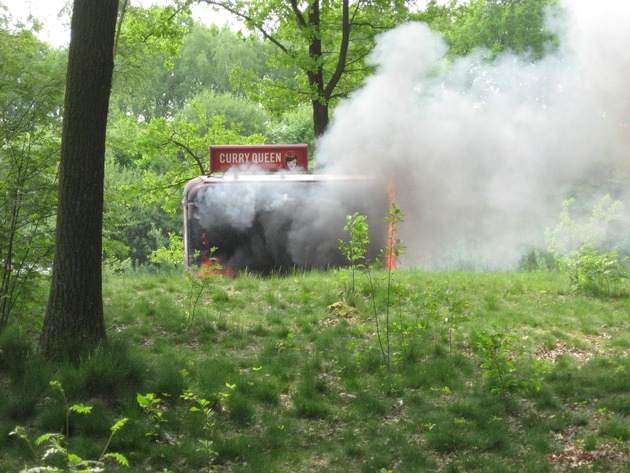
left=385, top=180, right=397, bottom=271
left=198, top=256, right=236, bottom=278
left=197, top=231, right=236, bottom=277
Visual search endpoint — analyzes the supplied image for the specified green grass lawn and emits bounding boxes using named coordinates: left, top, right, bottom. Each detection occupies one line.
left=1, top=269, right=629, bottom=472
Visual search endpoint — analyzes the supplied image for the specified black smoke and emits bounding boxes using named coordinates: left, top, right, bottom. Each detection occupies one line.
left=186, top=178, right=389, bottom=274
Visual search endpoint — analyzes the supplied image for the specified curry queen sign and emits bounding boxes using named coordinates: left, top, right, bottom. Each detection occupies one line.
left=209, top=144, right=308, bottom=173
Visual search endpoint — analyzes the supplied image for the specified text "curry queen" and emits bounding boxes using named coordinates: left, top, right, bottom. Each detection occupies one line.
left=218, top=151, right=282, bottom=164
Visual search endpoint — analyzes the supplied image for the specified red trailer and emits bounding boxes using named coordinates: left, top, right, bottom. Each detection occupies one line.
left=183, top=144, right=388, bottom=274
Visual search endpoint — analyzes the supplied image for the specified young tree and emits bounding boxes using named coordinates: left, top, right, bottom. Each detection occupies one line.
left=198, top=0, right=412, bottom=137
left=39, top=0, right=119, bottom=361
left=0, top=15, right=64, bottom=332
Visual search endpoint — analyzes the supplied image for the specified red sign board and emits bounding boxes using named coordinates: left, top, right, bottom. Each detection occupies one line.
left=209, top=144, right=308, bottom=173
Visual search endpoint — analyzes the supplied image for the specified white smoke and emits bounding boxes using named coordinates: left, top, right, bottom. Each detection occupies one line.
left=316, top=0, right=630, bottom=269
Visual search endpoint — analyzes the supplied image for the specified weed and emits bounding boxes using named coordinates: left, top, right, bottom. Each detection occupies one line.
left=136, top=392, right=168, bottom=442
left=546, top=195, right=629, bottom=295
left=517, top=246, right=558, bottom=272
left=474, top=327, right=550, bottom=397
left=58, top=337, right=147, bottom=405
left=10, top=381, right=128, bottom=472
left=338, top=212, right=370, bottom=305
left=181, top=390, right=219, bottom=472
left=186, top=250, right=224, bottom=323
left=564, top=244, right=628, bottom=295
left=347, top=204, right=407, bottom=371
left=474, top=327, right=520, bottom=396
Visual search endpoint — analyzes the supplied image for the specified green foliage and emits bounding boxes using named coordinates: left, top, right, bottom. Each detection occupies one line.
left=0, top=327, right=52, bottom=421
left=181, top=390, right=219, bottom=471
left=546, top=196, right=625, bottom=257
left=440, top=0, right=562, bottom=60
left=189, top=254, right=224, bottom=324
left=210, top=0, right=413, bottom=135
left=516, top=247, right=558, bottom=272
left=180, top=89, right=270, bottom=137
left=265, top=105, right=315, bottom=154
left=338, top=212, right=370, bottom=304
left=10, top=381, right=129, bottom=473
left=371, top=203, right=407, bottom=371
left=149, top=232, right=185, bottom=269
left=126, top=109, right=262, bottom=206
left=546, top=196, right=629, bottom=295
left=474, top=327, right=519, bottom=395
left=113, top=3, right=192, bottom=119
left=2, top=270, right=629, bottom=472
left=136, top=392, right=167, bottom=442
left=0, top=18, right=64, bottom=332
left=474, top=327, right=551, bottom=396
left=339, top=204, right=407, bottom=371
left=57, top=338, right=148, bottom=405
left=563, top=244, right=628, bottom=295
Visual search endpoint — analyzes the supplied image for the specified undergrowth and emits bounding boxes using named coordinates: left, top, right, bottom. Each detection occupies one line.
left=0, top=269, right=628, bottom=472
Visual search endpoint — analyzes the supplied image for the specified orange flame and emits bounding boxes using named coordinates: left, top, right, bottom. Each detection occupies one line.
left=198, top=257, right=236, bottom=278
left=385, top=180, right=396, bottom=271
left=196, top=230, right=237, bottom=278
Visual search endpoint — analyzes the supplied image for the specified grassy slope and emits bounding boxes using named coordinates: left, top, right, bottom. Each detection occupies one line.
left=1, top=269, right=628, bottom=472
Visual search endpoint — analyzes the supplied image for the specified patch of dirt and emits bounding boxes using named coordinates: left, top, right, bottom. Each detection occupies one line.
left=535, top=342, right=593, bottom=364
left=320, top=301, right=359, bottom=327
left=547, top=412, right=629, bottom=472
left=547, top=443, right=628, bottom=471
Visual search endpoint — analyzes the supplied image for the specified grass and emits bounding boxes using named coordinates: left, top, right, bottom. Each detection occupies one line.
left=1, top=268, right=629, bottom=472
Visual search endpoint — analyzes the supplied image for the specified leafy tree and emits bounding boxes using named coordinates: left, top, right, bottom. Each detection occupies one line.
left=436, top=0, right=561, bottom=60
left=129, top=104, right=265, bottom=208
left=103, top=153, right=181, bottom=267
left=179, top=89, right=270, bottom=136
left=112, top=20, right=278, bottom=123
left=0, top=11, right=65, bottom=332
left=112, top=2, right=192, bottom=121
left=198, top=0, right=412, bottom=137
left=266, top=104, right=315, bottom=159
left=39, top=0, right=119, bottom=361
left=176, top=24, right=274, bottom=97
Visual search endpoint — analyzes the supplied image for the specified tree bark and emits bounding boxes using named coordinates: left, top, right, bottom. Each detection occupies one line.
left=312, top=100, right=329, bottom=138
left=40, top=0, right=119, bottom=361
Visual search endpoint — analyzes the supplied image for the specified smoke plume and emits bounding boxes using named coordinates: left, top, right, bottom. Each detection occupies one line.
left=189, top=178, right=388, bottom=273
left=316, top=0, right=630, bottom=269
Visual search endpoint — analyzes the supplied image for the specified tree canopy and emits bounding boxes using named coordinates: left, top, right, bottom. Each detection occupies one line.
left=418, top=0, right=561, bottom=59
left=198, top=0, right=413, bottom=136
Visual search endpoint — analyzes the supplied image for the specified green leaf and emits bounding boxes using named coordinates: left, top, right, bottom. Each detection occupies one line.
left=111, top=418, right=129, bottom=433
left=69, top=403, right=93, bottom=415
left=104, top=452, right=130, bottom=466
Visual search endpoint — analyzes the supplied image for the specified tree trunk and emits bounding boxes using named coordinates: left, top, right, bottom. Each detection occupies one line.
left=40, top=0, right=119, bottom=361
left=312, top=99, right=329, bottom=138
left=306, top=0, right=330, bottom=138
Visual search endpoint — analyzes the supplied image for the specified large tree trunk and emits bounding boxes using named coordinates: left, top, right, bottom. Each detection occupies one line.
left=40, top=0, right=119, bottom=361
left=312, top=99, right=329, bottom=138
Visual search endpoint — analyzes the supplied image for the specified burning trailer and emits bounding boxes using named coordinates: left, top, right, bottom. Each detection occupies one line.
left=183, top=144, right=389, bottom=274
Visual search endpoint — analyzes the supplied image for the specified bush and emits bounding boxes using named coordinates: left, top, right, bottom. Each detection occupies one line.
left=564, top=244, right=629, bottom=295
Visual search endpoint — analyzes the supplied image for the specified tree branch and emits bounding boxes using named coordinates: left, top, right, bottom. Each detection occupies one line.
left=199, top=0, right=290, bottom=53
left=323, top=0, right=350, bottom=99
left=169, top=134, right=207, bottom=175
